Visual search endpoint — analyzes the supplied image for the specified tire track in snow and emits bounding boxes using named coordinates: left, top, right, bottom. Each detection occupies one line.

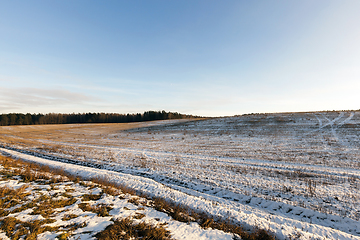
left=320, top=112, right=354, bottom=149
left=311, top=113, right=334, bottom=152
left=320, top=112, right=341, bottom=143
left=336, top=112, right=355, bottom=127
left=313, top=114, right=323, bottom=128
left=305, top=112, right=353, bottom=151
left=307, top=112, right=344, bottom=134
left=18, top=139, right=360, bottom=178
left=333, top=112, right=355, bottom=149
left=2, top=144, right=360, bottom=230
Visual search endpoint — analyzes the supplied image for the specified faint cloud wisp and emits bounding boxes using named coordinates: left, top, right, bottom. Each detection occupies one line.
left=0, top=87, right=99, bottom=113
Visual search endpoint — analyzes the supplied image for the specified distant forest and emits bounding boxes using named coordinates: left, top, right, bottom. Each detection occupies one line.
left=0, top=111, right=200, bottom=126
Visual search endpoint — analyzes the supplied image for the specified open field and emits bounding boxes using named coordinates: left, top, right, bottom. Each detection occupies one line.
left=1, top=111, right=360, bottom=239
left=1, top=155, right=251, bottom=240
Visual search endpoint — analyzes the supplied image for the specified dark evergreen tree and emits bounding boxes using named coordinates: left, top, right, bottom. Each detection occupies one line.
left=0, top=111, right=201, bottom=126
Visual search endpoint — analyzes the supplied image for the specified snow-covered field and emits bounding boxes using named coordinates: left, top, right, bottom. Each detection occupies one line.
left=0, top=156, right=234, bottom=240
left=1, top=111, right=360, bottom=239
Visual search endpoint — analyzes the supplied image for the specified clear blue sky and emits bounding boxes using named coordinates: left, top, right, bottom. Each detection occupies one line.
left=1, top=1, right=360, bottom=116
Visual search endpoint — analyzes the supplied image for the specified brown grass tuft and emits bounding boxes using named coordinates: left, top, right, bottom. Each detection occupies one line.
left=0, top=217, right=58, bottom=240
left=94, top=217, right=172, bottom=240
left=78, top=203, right=113, bottom=217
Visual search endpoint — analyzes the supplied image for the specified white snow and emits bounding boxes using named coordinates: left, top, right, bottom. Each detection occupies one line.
left=1, top=111, right=360, bottom=239
left=2, top=147, right=359, bottom=239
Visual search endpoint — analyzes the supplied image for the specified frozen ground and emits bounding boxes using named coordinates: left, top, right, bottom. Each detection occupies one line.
left=1, top=111, right=360, bottom=239
left=0, top=157, right=234, bottom=240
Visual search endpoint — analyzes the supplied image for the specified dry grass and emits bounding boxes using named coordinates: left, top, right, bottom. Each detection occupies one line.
left=149, top=197, right=275, bottom=240
left=0, top=154, right=275, bottom=240
left=0, top=217, right=58, bottom=240
left=0, top=184, right=31, bottom=217
left=94, top=217, right=172, bottom=240
left=82, top=193, right=103, bottom=201
left=61, top=213, right=79, bottom=221
left=78, top=203, right=113, bottom=217
left=90, top=175, right=136, bottom=195
left=30, top=196, right=77, bottom=218
left=0, top=120, right=196, bottom=149
left=101, top=185, right=121, bottom=196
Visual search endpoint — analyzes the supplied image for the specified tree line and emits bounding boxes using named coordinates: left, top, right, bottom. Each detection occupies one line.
left=0, top=111, right=200, bottom=126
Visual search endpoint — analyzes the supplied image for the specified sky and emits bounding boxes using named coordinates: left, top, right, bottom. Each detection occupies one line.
left=1, top=0, right=360, bottom=116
